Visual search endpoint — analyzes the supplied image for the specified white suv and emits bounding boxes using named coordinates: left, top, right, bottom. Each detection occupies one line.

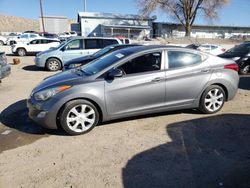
left=8, top=33, right=41, bottom=45
left=12, top=38, right=60, bottom=56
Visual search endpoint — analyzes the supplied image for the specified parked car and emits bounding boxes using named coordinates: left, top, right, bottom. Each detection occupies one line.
left=63, top=44, right=141, bottom=71
left=0, top=52, right=11, bottom=82
left=39, top=32, right=58, bottom=39
left=34, top=37, right=122, bottom=71
left=219, top=41, right=250, bottom=74
left=58, top=31, right=77, bottom=41
left=12, top=38, right=61, bottom=56
left=7, top=33, right=41, bottom=45
left=197, top=44, right=226, bottom=55
left=0, top=36, right=7, bottom=46
left=185, top=43, right=200, bottom=49
left=28, top=45, right=239, bottom=135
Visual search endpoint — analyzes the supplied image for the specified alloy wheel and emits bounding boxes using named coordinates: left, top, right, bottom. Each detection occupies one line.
left=66, top=104, right=96, bottom=133
left=204, top=88, right=224, bottom=112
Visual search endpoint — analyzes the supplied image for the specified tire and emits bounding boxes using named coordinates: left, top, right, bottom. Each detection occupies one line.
left=17, top=48, right=26, bottom=56
left=46, top=58, right=62, bottom=71
left=59, top=99, right=99, bottom=135
left=199, top=85, right=226, bottom=114
left=0, top=40, right=4, bottom=46
left=239, top=64, right=250, bottom=75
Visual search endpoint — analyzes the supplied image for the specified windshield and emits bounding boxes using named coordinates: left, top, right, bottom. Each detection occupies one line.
left=54, top=41, right=67, bottom=50
left=81, top=50, right=134, bottom=76
left=227, top=43, right=250, bottom=53
left=92, top=45, right=116, bottom=58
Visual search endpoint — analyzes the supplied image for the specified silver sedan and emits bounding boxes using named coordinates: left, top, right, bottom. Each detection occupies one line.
left=28, top=45, right=239, bottom=135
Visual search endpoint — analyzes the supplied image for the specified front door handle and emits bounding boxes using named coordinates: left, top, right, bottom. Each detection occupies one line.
left=151, top=77, right=164, bottom=83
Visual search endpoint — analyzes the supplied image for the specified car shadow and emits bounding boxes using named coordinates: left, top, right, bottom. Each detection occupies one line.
left=0, top=99, right=66, bottom=136
left=122, top=114, right=250, bottom=188
left=101, top=109, right=202, bottom=126
left=22, top=65, right=45, bottom=72
left=239, top=75, right=250, bottom=90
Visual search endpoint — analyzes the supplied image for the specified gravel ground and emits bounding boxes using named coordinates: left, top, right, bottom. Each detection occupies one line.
left=0, top=46, right=250, bottom=188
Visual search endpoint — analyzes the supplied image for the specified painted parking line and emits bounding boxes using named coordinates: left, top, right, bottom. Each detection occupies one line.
left=1, top=130, right=12, bottom=135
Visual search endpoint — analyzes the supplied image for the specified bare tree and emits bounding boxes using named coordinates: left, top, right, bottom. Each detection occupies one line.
left=136, top=0, right=229, bottom=36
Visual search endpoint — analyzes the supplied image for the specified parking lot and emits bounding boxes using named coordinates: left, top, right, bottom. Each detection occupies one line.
left=0, top=45, right=250, bottom=187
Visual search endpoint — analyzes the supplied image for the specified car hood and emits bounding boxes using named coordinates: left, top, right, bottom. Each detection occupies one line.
left=37, top=48, right=56, bottom=56
left=64, top=55, right=94, bottom=65
left=33, top=69, right=88, bottom=93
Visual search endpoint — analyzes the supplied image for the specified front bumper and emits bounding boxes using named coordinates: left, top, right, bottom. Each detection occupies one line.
left=0, top=64, right=11, bottom=80
left=27, top=98, right=58, bottom=129
left=34, top=56, right=46, bottom=68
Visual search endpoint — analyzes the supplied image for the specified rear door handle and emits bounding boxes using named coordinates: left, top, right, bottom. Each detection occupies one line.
left=151, top=77, right=164, bottom=83
left=201, top=69, right=211, bottom=73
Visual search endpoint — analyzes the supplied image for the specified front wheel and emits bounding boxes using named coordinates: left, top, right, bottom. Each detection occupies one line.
left=46, top=58, right=62, bottom=71
left=239, top=64, right=250, bottom=75
left=199, top=85, right=226, bottom=114
left=17, top=48, right=26, bottom=56
left=59, top=99, right=99, bottom=135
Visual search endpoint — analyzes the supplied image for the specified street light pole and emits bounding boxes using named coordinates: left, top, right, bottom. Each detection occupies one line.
left=84, top=0, right=87, bottom=12
left=40, top=0, right=45, bottom=33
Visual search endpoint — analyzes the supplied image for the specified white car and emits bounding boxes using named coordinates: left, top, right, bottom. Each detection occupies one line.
left=7, top=33, right=41, bottom=45
left=0, top=36, right=7, bottom=45
left=12, top=38, right=60, bottom=56
left=58, top=31, right=78, bottom=40
left=197, top=44, right=226, bottom=56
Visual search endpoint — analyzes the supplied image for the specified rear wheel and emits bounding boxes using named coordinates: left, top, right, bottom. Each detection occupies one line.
left=0, top=40, right=4, bottom=46
left=239, top=64, right=250, bottom=75
left=17, top=48, right=26, bottom=56
left=199, top=85, right=226, bottom=114
left=46, top=58, right=62, bottom=71
left=59, top=99, right=99, bottom=135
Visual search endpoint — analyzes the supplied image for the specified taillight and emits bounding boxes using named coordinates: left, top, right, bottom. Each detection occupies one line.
left=224, top=63, right=239, bottom=72
left=221, top=48, right=226, bottom=52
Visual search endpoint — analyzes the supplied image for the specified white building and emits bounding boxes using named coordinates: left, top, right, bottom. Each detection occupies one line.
left=78, top=12, right=156, bottom=39
left=39, top=16, right=69, bottom=34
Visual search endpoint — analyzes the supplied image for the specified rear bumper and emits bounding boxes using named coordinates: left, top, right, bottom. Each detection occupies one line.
left=0, top=64, right=11, bottom=80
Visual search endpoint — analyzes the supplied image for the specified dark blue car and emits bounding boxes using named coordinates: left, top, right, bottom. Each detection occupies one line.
left=63, top=44, right=141, bottom=71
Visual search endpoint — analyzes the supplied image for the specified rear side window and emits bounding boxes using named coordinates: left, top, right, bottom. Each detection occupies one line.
left=85, top=39, right=103, bottom=49
left=103, top=39, right=118, bottom=47
left=168, top=51, right=201, bottom=69
left=211, top=45, right=218, bottom=50
left=125, top=39, right=130, bottom=44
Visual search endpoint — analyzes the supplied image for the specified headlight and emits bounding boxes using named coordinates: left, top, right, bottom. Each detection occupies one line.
left=34, top=85, right=71, bottom=101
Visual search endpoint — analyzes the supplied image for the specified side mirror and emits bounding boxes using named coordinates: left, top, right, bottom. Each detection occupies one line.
left=27, top=43, right=30, bottom=45
left=107, top=68, right=123, bottom=79
left=17, top=36, right=20, bottom=39
left=50, top=47, right=55, bottom=50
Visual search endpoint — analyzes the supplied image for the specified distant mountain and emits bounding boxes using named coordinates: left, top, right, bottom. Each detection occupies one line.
left=0, top=15, right=39, bottom=32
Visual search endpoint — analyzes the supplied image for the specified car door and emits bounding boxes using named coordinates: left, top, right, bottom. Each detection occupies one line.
left=62, top=39, right=84, bottom=62
left=28, top=39, right=41, bottom=53
left=105, top=51, right=166, bottom=118
left=84, top=39, right=103, bottom=55
left=165, top=50, right=212, bottom=107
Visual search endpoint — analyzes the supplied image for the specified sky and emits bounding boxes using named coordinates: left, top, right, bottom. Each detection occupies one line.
left=0, top=0, right=249, bottom=26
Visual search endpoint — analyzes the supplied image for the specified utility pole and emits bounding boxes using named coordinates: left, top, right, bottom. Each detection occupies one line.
left=40, top=0, right=45, bottom=33
left=84, top=0, right=87, bottom=12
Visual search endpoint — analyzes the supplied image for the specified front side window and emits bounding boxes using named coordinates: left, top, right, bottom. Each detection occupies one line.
left=85, top=39, right=103, bottom=49
left=30, top=34, right=37, bottom=38
left=30, top=40, right=40, bottom=44
left=20, top=34, right=29, bottom=39
left=118, top=52, right=162, bottom=75
left=65, top=39, right=82, bottom=50
left=168, top=51, right=201, bottom=69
